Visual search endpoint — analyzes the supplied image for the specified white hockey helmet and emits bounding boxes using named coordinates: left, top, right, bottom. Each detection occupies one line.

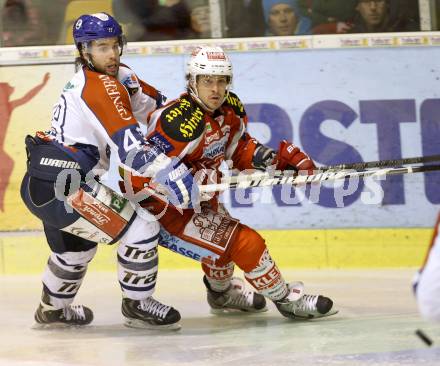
left=186, top=46, right=233, bottom=111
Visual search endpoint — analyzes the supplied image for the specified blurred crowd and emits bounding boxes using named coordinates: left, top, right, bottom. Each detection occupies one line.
left=0, top=0, right=425, bottom=47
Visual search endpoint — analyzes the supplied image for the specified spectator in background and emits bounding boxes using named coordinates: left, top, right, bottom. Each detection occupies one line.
left=389, top=0, right=420, bottom=30
left=350, top=0, right=419, bottom=33
left=186, top=0, right=211, bottom=38
left=262, top=0, right=311, bottom=36
left=308, top=0, right=357, bottom=34
left=224, top=0, right=266, bottom=38
left=113, top=0, right=192, bottom=41
left=2, top=0, right=68, bottom=46
left=1, top=0, right=47, bottom=46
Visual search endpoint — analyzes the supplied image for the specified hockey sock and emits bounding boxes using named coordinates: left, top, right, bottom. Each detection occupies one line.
left=202, top=261, right=234, bottom=292
left=244, top=249, right=288, bottom=301
left=42, top=246, right=97, bottom=308
left=117, top=217, right=160, bottom=300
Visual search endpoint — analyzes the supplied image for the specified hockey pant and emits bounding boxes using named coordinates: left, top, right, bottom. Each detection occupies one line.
left=151, top=203, right=289, bottom=301
left=21, top=173, right=160, bottom=308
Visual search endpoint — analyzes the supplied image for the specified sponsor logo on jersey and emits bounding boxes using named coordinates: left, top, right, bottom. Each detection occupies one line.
left=81, top=204, right=111, bottom=226
left=63, top=81, right=76, bottom=91
left=203, top=136, right=227, bottom=159
left=121, top=74, right=140, bottom=96
left=160, top=241, right=201, bottom=261
left=226, top=94, right=245, bottom=114
left=69, top=227, right=101, bottom=240
left=40, top=157, right=81, bottom=169
left=161, top=98, right=205, bottom=142
left=69, top=227, right=90, bottom=237
left=185, top=210, right=238, bottom=251
left=99, top=75, right=132, bottom=121
left=179, top=108, right=204, bottom=139
left=68, top=190, right=129, bottom=239
left=164, top=98, right=191, bottom=123
left=110, top=193, right=127, bottom=213
left=148, top=132, right=174, bottom=153
left=205, top=130, right=220, bottom=144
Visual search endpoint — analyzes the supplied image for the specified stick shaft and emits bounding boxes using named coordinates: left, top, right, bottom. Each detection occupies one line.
left=321, top=154, right=440, bottom=171
left=199, top=164, right=440, bottom=194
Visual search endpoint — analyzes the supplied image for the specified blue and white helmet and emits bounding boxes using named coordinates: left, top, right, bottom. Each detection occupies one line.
left=73, top=12, right=124, bottom=49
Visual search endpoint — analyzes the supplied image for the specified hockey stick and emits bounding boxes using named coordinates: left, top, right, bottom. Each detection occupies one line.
left=199, top=164, right=440, bottom=194
left=200, top=154, right=440, bottom=193
left=320, top=154, right=440, bottom=171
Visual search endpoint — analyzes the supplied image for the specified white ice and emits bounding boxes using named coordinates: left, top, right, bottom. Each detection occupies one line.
left=0, top=269, right=439, bottom=366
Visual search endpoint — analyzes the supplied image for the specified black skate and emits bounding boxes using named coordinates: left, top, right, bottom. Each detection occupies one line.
left=204, top=276, right=267, bottom=314
left=34, top=292, right=93, bottom=327
left=274, top=282, right=338, bottom=320
left=122, top=297, right=181, bottom=330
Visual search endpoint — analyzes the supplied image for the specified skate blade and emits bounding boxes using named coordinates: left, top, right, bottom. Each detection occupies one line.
left=31, top=322, right=88, bottom=330
left=287, top=309, right=339, bottom=321
left=123, top=317, right=181, bottom=331
left=210, top=306, right=268, bottom=315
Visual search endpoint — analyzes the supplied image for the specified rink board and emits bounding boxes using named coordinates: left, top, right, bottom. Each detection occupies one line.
left=1, top=37, right=440, bottom=232
left=0, top=228, right=432, bottom=274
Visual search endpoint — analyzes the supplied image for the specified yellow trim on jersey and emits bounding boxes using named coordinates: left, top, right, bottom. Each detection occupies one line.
left=0, top=228, right=432, bottom=274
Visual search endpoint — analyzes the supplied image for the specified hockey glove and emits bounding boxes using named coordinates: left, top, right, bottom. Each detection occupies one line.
left=275, top=140, right=316, bottom=175
left=153, top=157, right=199, bottom=209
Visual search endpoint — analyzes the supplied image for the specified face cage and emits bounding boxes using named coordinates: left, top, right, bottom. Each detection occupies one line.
left=188, top=73, right=232, bottom=113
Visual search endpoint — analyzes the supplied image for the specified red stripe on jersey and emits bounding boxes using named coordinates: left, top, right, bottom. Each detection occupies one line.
left=82, top=69, right=137, bottom=136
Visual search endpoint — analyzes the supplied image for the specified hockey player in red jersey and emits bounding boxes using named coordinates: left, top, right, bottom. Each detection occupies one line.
left=133, top=46, right=338, bottom=319
left=21, top=13, right=197, bottom=330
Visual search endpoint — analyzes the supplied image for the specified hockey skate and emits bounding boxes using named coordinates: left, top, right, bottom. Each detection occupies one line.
left=122, top=297, right=181, bottom=330
left=34, top=291, right=93, bottom=327
left=203, top=276, right=268, bottom=314
left=274, top=282, right=338, bottom=320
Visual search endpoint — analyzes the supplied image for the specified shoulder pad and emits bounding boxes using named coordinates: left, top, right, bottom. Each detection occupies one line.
left=160, top=95, right=205, bottom=142
left=224, top=92, right=246, bottom=117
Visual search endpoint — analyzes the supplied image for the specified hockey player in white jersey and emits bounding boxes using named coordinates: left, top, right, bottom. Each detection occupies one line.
left=20, top=13, right=197, bottom=330
left=414, top=213, right=440, bottom=322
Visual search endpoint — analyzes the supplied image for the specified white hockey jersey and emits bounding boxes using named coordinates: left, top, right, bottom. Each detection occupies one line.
left=49, top=64, right=164, bottom=176
left=416, top=213, right=440, bottom=321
